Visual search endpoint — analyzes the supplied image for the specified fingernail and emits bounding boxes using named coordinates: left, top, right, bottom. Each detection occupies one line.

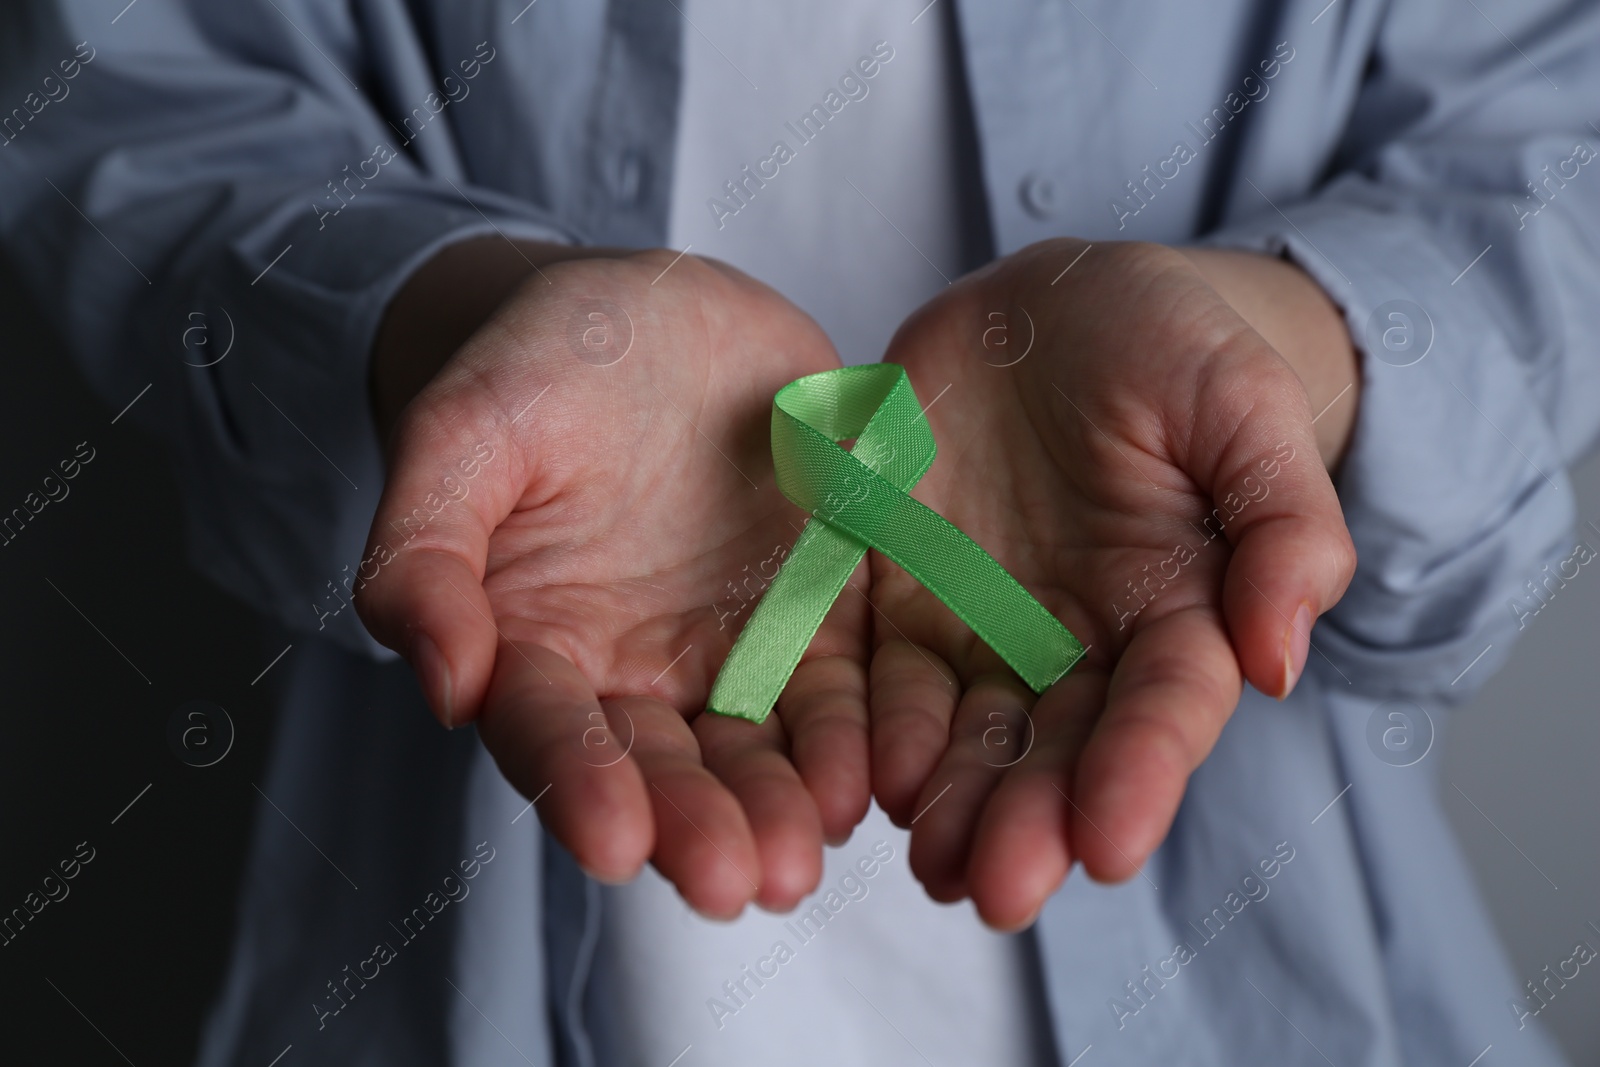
left=1281, top=602, right=1312, bottom=699
left=413, top=633, right=454, bottom=728
left=583, top=866, right=635, bottom=887
left=1009, top=901, right=1046, bottom=933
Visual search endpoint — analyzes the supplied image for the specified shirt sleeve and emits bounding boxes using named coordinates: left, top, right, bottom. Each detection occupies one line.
left=0, top=1, right=580, bottom=657
left=1201, top=1, right=1600, bottom=701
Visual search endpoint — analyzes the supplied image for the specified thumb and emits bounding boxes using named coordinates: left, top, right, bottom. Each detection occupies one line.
left=355, top=406, right=523, bottom=728
left=1211, top=426, right=1356, bottom=700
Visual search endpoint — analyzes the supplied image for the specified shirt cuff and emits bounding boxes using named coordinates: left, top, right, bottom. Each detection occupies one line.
left=1201, top=203, right=1575, bottom=699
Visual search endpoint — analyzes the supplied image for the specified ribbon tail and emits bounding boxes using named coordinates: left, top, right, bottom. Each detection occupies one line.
left=842, top=488, right=1086, bottom=694
left=707, top=519, right=867, bottom=723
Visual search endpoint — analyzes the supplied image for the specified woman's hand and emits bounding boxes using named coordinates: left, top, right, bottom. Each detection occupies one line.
left=867, top=239, right=1358, bottom=928
left=357, top=246, right=872, bottom=918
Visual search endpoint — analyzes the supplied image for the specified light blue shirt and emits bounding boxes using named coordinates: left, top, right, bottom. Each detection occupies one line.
left=591, top=5, right=1061, bottom=1065
left=3, top=1, right=1598, bottom=1065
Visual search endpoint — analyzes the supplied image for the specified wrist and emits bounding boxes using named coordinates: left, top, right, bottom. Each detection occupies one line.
left=1179, top=246, right=1361, bottom=471
left=369, top=236, right=590, bottom=446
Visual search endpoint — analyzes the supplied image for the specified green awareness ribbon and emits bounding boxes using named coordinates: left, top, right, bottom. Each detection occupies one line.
left=707, top=364, right=1086, bottom=723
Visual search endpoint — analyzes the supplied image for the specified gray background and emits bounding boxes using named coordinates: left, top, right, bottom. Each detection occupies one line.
left=1440, top=452, right=1600, bottom=1064
left=0, top=252, right=1596, bottom=1063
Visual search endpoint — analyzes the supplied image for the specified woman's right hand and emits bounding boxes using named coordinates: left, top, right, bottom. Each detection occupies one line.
left=357, top=246, right=873, bottom=919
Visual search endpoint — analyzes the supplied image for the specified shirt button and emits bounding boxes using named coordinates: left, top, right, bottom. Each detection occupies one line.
left=613, top=149, right=647, bottom=205
left=1019, top=172, right=1060, bottom=219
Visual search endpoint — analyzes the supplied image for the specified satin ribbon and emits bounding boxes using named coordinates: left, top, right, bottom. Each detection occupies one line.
left=708, top=364, right=1085, bottom=723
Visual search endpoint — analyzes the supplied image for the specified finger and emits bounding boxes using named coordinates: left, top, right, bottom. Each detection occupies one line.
left=356, top=400, right=526, bottom=728
left=695, top=706, right=824, bottom=911
left=778, top=566, right=873, bottom=845
left=1070, top=606, right=1242, bottom=882
left=964, top=666, right=1108, bottom=931
left=903, top=672, right=1036, bottom=903
left=867, top=639, right=960, bottom=826
left=475, top=639, right=652, bottom=884
left=779, top=653, right=870, bottom=847
left=632, top=699, right=764, bottom=919
left=1210, top=428, right=1355, bottom=700
left=359, top=547, right=496, bottom=729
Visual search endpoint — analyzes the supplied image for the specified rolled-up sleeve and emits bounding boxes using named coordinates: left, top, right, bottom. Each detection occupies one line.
left=1203, top=2, right=1600, bottom=700
left=0, top=0, right=578, bottom=656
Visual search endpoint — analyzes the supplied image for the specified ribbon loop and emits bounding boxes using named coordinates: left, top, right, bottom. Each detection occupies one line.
left=708, top=365, right=1084, bottom=722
